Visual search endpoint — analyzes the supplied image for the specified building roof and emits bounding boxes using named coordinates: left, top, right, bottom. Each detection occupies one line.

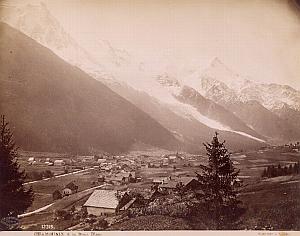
left=120, top=198, right=136, bottom=211
left=159, top=177, right=197, bottom=189
left=139, top=190, right=156, bottom=200
left=65, top=182, right=78, bottom=191
left=54, top=159, right=64, bottom=163
left=153, top=177, right=169, bottom=183
left=178, top=177, right=197, bottom=186
left=118, top=172, right=135, bottom=178
left=83, top=190, right=119, bottom=209
left=159, top=181, right=177, bottom=189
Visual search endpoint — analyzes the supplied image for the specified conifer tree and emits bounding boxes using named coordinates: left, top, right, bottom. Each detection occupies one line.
left=0, top=115, right=33, bottom=218
left=196, top=132, right=244, bottom=229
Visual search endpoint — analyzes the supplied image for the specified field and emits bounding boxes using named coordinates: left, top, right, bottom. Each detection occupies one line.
left=239, top=175, right=300, bottom=230
left=110, top=176, right=300, bottom=231
left=17, top=146, right=300, bottom=230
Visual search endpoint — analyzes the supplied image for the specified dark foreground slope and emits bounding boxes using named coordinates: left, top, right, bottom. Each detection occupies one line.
left=0, top=22, right=180, bottom=153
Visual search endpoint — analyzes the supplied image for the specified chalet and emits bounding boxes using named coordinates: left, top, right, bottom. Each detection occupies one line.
left=140, top=190, right=160, bottom=202
left=119, top=172, right=136, bottom=182
left=108, top=175, right=123, bottom=185
left=65, top=182, right=78, bottom=193
left=83, top=190, right=133, bottom=216
left=136, top=177, right=142, bottom=182
left=98, top=175, right=105, bottom=183
left=159, top=181, right=178, bottom=194
left=54, top=160, right=65, bottom=166
left=120, top=163, right=132, bottom=172
left=97, top=159, right=107, bottom=164
left=158, top=177, right=199, bottom=193
left=148, top=163, right=161, bottom=168
left=152, top=177, right=169, bottom=185
left=179, top=177, right=199, bottom=190
left=81, top=156, right=95, bottom=163
left=162, top=158, right=169, bottom=167
left=168, top=155, right=177, bottom=163
left=62, top=188, right=72, bottom=196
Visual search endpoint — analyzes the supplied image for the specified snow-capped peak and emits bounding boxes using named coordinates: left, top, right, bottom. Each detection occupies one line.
left=0, top=2, right=109, bottom=79
left=185, top=58, right=300, bottom=111
left=202, top=57, right=255, bottom=92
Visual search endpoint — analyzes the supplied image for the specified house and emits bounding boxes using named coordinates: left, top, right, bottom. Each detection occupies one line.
left=81, top=156, right=95, bottom=163
left=179, top=177, right=199, bottom=190
left=162, top=158, right=169, bottom=167
left=168, top=155, right=177, bottom=160
left=159, top=181, right=178, bottom=194
left=54, top=160, right=65, bottom=166
left=119, top=198, right=136, bottom=211
left=28, top=157, right=35, bottom=162
left=83, top=190, right=131, bottom=216
left=152, top=177, right=169, bottom=185
left=98, top=175, right=105, bottom=183
left=62, top=188, right=72, bottom=196
left=65, top=182, right=78, bottom=193
left=158, top=177, right=199, bottom=193
left=97, top=158, right=107, bottom=164
left=109, top=172, right=135, bottom=185
left=52, top=190, right=62, bottom=200
left=107, top=176, right=123, bottom=185
left=61, top=182, right=78, bottom=196
left=118, top=172, right=136, bottom=183
left=140, top=190, right=160, bottom=202
left=120, top=163, right=132, bottom=172
left=136, top=177, right=142, bottom=182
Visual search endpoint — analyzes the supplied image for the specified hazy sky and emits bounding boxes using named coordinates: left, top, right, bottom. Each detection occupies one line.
left=3, top=0, right=300, bottom=89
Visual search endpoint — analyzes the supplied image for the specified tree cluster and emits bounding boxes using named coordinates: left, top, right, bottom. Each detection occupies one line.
left=262, top=162, right=300, bottom=178
left=27, top=169, right=54, bottom=181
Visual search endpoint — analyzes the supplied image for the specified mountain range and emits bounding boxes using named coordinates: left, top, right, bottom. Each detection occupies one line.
left=0, top=22, right=180, bottom=154
left=1, top=2, right=300, bottom=154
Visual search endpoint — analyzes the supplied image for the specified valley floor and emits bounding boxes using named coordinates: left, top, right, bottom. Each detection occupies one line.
left=17, top=147, right=300, bottom=231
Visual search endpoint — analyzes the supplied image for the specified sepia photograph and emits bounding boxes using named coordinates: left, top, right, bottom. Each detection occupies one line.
left=0, top=0, right=300, bottom=234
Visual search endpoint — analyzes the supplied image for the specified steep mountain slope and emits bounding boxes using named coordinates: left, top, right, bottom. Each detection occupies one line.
left=0, top=22, right=180, bottom=154
left=106, top=79, right=265, bottom=153
left=273, top=105, right=300, bottom=133
left=225, top=101, right=300, bottom=143
left=175, top=86, right=264, bottom=140
left=0, top=2, right=110, bottom=78
left=154, top=74, right=264, bottom=141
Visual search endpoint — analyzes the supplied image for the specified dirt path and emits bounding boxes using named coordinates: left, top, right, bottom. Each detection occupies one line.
left=18, top=183, right=106, bottom=218
left=24, top=167, right=96, bottom=185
